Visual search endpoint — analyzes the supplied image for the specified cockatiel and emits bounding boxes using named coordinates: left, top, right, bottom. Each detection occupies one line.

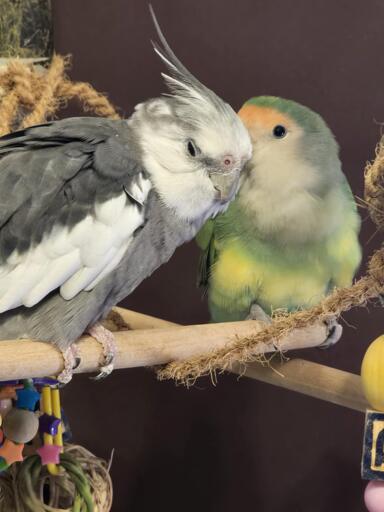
left=197, top=96, right=361, bottom=343
left=0, top=11, right=252, bottom=383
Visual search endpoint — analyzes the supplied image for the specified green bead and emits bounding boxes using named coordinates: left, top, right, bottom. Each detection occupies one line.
left=0, top=456, right=9, bottom=472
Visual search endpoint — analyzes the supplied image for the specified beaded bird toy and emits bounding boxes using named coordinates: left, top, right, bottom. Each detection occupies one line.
left=0, top=379, right=112, bottom=511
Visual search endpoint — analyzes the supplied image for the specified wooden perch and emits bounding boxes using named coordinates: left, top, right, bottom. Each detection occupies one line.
left=118, top=309, right=366, bottom=411
left=0, top=308, right=326, bottom=380
left=0, top=307, right=367, bottom=412
left=233, top=360, right=367, bottom=412
left=118, top=308, right=367, bottom=412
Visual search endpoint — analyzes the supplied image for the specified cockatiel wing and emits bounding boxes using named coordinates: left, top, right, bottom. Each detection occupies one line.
left=196, top=219, right=216, bottom=290
left=0, top=117, right=151, bottom=313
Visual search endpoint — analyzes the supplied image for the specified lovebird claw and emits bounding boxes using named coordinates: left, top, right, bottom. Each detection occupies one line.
left=319, top=317, right=343, bottom=349
left=246, top=303, right=272, bottom=323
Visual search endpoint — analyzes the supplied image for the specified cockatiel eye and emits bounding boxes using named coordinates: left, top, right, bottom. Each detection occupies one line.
left=273, top=125, right=287, bottom=138
left=187, top=139, right=200, bottom=157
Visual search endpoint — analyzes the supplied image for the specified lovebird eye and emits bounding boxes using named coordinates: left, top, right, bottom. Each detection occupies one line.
left=187, top=140, right=199, bottom=157
left=273, top=125, right=287, bottom=138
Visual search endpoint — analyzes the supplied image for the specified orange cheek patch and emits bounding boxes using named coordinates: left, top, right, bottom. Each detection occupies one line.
left=238, top=104, right=293, bottom=137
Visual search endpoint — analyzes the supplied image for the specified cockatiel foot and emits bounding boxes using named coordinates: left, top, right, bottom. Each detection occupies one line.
left=246, top=304, right=272, bottom=323
left=87, top=323, right=117, bottom=380
left=57, top=344, right=81, bottom=385
left=319, top=317, right=343, bottom=349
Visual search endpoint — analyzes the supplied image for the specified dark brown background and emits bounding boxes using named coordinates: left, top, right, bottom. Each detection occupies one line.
left=51, top=1, right=384, bottom=510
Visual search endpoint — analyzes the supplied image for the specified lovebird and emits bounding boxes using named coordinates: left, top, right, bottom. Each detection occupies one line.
left=197, top=96, right=361, bottom=344
left=0, top=11, right=251, bottom=383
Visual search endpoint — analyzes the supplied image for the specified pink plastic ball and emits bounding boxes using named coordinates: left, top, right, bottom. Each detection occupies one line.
left=365, top=481, right=384, bottom=512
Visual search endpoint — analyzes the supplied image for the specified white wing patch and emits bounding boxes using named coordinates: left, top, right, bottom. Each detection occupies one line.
left=0, top=179, right=151, bottom=313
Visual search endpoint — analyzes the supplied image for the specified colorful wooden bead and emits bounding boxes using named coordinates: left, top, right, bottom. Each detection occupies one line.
left=362, top=410, right=384, bottom=480
left=0, top=399, right=12, bottom=418
left=39, top=414, right=61, bottom=436
left=362, top=335, right=384, bottom=411
left=0, top=386, right=20, bottom=400
left=15, top=388, right=40, bottom=411
left=36, top=444, right=61, bottom=465
left=365, top=480, right=384, bottom=512
left=2, top=409, right=39, bottom=444
left=0, top=439, right=24, bottom=464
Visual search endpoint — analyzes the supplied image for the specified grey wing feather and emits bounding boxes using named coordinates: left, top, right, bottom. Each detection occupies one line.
left=0, top=117, right=150, bottom=314
left=0, top=117, right=143, bottom=260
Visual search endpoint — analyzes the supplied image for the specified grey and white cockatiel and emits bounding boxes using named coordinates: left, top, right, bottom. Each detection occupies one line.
left=0, top=11, right=252, bottom=383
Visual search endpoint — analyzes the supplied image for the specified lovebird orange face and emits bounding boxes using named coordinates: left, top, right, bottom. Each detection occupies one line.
left=238, top=102, right=297, bottom=143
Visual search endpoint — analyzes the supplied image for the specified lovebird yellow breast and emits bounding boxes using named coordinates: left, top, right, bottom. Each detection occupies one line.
left=201, top=211, right=361, bottom=323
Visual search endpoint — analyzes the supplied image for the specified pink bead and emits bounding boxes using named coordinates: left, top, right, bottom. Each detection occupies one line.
left=365, top=481, right=384, bottom=512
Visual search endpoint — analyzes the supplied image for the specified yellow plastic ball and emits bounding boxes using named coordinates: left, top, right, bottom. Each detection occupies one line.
left=361, top=335, right=384, bottom=411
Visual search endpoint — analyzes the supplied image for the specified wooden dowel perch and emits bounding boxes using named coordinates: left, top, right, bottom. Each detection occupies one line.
left=0, top=308, right=326, bottom=380
left=120, top=308, right=367, bottom=412
left=0, top=306, right=367, bottom=412
left=233, top=360, right=367, bottom=412
left=119, top=308, right=366, bottom=412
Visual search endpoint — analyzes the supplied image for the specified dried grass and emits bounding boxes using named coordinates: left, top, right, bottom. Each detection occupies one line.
left=0, top=0, right=52, bottom=58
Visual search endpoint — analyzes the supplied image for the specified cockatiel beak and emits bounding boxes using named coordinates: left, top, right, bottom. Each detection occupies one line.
left=209, top=166, right=241, bottom=203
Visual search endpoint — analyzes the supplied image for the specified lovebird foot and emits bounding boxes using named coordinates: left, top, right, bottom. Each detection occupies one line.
left=246, top=304, right=272, bottom=323
left=57, top=344, right=81, bottom=385
left=319, top=317, right=343, bottom=349
left=87, top=322, right=117, bottom=380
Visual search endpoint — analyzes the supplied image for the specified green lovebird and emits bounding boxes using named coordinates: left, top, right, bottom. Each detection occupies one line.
left=196, top=96, right=361, bottom=342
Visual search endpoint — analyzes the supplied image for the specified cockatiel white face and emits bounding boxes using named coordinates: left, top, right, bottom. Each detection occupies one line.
left=134, top=97, right=251, bottom=220
left=130, top=8, right=252, bottom=221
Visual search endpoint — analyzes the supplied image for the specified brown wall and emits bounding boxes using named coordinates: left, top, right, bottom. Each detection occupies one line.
left=52, top=1, right=384, bottom=510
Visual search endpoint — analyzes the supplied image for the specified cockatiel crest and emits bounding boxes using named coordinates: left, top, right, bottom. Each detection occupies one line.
left=131, top=6, right=252, bottom=220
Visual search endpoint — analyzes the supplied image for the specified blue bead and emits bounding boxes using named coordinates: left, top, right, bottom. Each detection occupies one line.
left=16, top=389, right=40, bottom=411
left=39, top=414, right=61, bottom=435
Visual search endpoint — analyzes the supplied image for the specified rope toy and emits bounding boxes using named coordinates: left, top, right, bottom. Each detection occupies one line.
left=0, top=380, right=113, bottom=511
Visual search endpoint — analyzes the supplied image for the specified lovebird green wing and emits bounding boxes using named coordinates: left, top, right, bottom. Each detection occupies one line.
left=196, top=219, right=216, bottom=290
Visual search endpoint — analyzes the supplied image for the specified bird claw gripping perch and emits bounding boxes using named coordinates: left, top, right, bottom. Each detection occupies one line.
left=87, top=322, right=117, bottom=380
left=246, top=304, right=272, bottom=323
left=57, top=344, right=81, bottom=386
left=319, top=317, right=343, bottom=349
